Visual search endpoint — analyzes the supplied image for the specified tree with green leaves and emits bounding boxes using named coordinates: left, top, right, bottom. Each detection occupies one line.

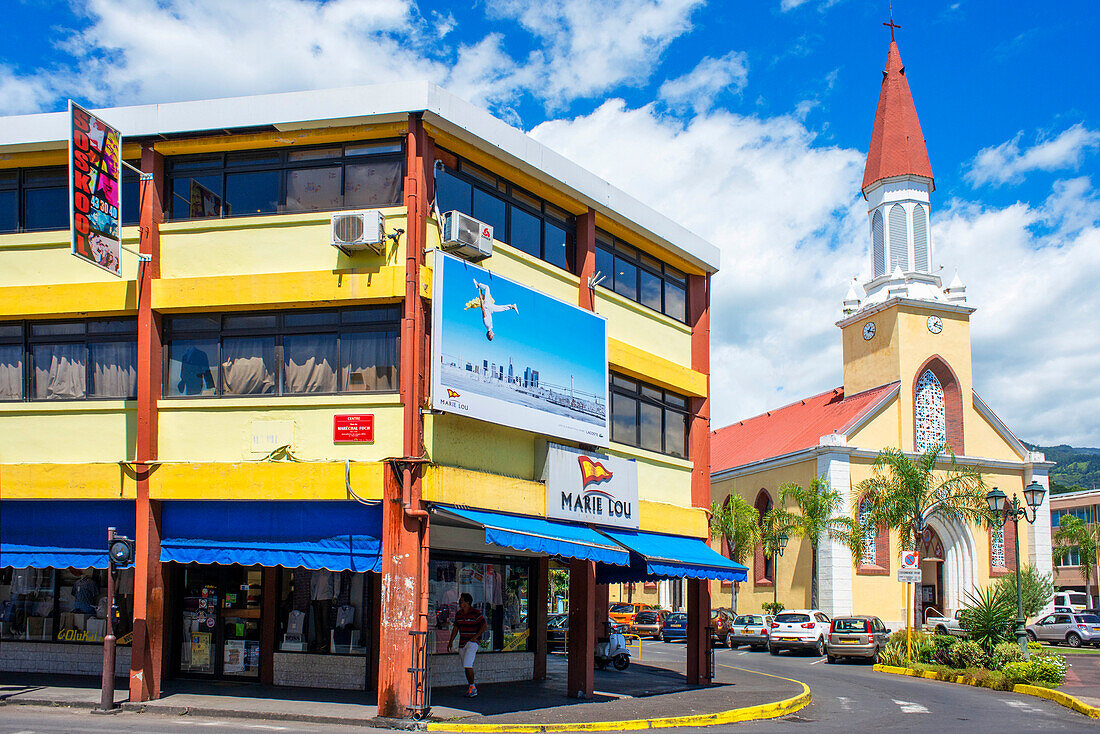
left=1052, top=515, right=1099, bottom=608
left=709, top=494, right=762, bottom=612
left=770, top=476, right=861, bottom=610
left=993, top=564, right=1055, bottom=620
left=856, top=443, right=988, bottom=630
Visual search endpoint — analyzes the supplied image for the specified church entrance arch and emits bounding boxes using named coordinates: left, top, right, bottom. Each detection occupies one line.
left=923, top=514, right=978, bottom=620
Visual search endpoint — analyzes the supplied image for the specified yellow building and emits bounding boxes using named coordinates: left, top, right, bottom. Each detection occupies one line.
left=709, top=36, right=1054, bottom=629
left=0, top=82, right=744, bottom=715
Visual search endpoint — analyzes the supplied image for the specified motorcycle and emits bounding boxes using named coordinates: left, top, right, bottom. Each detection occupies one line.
left=594, top=631, right=630, bottom=671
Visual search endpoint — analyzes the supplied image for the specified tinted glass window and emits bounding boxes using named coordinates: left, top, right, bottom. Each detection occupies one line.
left=510, top=206, right=541, bottom=258
left=436, top=169, right=472, bottom=215
left=775, top=614, right=810, bottom=623
left=472, top=189, right=507, bottom=242
left=226, top=171, right=279, bottom=216
left=610, top=372, right=689, bottom=458
left=609, top=604, right=633, bottom=613
left=833, top=619, right=867, bottom=632
left=544, top=221, right=571, bottom=270
left=24, top=186, right=67, bottom=231
left=1078, top=615, right=1100, bottom=624
left=0, top=189, right=17, bottom=233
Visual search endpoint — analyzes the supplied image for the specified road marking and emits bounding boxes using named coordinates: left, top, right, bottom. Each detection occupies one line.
left=179, top=723, right=292, bottom=730
left=1001, top=699, right=1045, bottom=715
left=810, top=658, right=826, bottom=664
left=738, top=651, right=749, bottom=655
left=893, top=699, right=930, bottom=714
left=836, top=696, right=852, bottom=711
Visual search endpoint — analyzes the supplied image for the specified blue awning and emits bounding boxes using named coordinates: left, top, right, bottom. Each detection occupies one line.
left=160, top=501, right=382, bottom=572
left=0, top=500, right=136, bottom=569
left=596, top=527, right=748, bottom=582
left=433, top=506, right=630, bottom=567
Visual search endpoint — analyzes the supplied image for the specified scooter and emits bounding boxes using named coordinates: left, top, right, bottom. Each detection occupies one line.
left=594, top=631, right=630, bottom=670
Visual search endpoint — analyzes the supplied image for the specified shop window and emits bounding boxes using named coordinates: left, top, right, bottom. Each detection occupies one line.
left=0, top=319, right=137, bottom=402
left=275, top=569, right=371, bottom=656
left=434, top=152, right=576, bottom=273
left=428, top=555, right=532, bottom=654
left=609, top=373, right=689, bottom=458
left=164, top=306, right=400, bottom=398
left=594, top=231, right=688, bottom=323
left=0, top=566, right=134, bottom=645
left=166, top=141, right=404, bottom=221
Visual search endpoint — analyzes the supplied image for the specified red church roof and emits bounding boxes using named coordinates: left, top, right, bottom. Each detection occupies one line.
left=711, top=382, right=900, bottom=473
left=861, top=39, right=934, bottom=192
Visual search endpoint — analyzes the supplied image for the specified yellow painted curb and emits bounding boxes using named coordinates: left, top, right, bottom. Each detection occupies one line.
left=425, top=671, right=811, bottom=732
left=874, top=664, right=1100, bottom=719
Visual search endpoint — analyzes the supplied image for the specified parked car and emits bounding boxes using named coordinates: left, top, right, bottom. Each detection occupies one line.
left=609, top=602, right=656, bottom=625
left=547, top=615, right=627, bottom=652
left=825, top=615, right=891, bottom=663
left=660, top=611, right=688, bottom=642
left=768, top=609, right=831, bottom=656
left=925, top=609, right=966, bottom=637
left=630, top=610, right=669, bottom=639
left=711, top=609, right=735, bottom=647
left=1027, top=612, right=1100, bottom=648
left=729, top=613, right=773, bottom=650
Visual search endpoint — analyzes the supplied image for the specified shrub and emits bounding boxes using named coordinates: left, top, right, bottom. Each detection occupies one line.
left=990, top=641, right=1026, bottom=670
left=1027, top=641, right=1043, bottom=652
left=947, top=639, right=989, bottom=669
left=1002, top=654, right=1067, bottom=686
left=959, top=585, right=1015, bottom=650
left=762, top=602, right=784, bottom=615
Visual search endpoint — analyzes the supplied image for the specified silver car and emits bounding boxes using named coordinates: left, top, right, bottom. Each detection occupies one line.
left=1026, top=612, right=1100, bottom=648
left=729, top=614, right=773, bottom=650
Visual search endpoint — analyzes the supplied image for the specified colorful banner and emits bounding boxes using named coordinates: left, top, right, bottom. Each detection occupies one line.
left=430, top=250, right=609, bottom=445
left=68, top=101, right=121, bottom=276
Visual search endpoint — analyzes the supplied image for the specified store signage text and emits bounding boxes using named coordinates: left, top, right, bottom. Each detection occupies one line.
left=333, top=414, right=374, bottom=442
left=545, top=444, right=638, bottom=529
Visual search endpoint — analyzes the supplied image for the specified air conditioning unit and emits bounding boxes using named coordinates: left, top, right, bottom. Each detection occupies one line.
left=441, top=211, right=493, bottom=262
left=331, top=210, right=385, bottom=254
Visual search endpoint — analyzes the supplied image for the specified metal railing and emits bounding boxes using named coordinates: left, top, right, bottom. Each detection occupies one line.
left=623, top=633, right=643, bottom=662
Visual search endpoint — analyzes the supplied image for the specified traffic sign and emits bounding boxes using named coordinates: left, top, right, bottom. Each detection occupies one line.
left=901, top=551, right=920, bottom=570
left=898, top=569, right=921, bottom=583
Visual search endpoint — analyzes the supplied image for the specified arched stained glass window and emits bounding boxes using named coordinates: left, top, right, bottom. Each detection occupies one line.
left=915, top=369, right=946, bottom=452
left=859, top=498, right=875, bottom=565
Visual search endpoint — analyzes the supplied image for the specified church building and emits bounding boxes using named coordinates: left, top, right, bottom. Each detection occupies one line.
left=709, top=31, right=1055, bottom=629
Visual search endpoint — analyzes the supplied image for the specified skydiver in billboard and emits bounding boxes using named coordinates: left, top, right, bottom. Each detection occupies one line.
left=464, top=279, right=518, bottom=341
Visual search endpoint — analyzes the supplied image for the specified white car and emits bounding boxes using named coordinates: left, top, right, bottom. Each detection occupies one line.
left=768, top=609, right=831, bottom=656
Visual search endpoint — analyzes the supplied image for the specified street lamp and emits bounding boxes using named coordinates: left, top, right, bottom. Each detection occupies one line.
left=771, top=532, right=789, bottom=609
left=987, top=482, right=1046, bottom=660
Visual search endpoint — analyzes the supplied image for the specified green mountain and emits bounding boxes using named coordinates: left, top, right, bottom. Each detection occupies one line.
left=1023, top=443, right=1100, bottom=494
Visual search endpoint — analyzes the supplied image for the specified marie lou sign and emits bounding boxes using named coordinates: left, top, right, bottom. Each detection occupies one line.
left=545, top=443, right=638, bottom=529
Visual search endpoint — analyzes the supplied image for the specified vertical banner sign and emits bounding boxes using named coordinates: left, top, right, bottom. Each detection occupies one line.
left=68, top=101, right=122, bottom=277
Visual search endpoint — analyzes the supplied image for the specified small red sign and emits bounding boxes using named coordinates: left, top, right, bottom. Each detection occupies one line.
left=333, top=414, right=374, bottom=443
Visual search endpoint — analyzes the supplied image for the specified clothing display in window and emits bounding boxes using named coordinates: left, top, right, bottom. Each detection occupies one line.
left=70, top=573, right=99, bottom=614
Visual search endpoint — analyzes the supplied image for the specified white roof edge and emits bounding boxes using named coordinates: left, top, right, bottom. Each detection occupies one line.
left=0, top=82, right=720, bottom=272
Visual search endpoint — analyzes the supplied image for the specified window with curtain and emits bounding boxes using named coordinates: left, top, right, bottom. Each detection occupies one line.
left=0, top=324, right=23, bottom=399
left=915, top=369, right=946, bottom=452
left=164, top=307, right=400, bottom=398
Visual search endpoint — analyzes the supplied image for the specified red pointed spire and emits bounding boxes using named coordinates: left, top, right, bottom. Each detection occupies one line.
left=862, top=37, right=934, bottom=193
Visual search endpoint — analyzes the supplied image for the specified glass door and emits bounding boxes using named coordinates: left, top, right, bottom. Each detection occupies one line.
left=175, top=565, right=264, bottom=680
left=220, top=566, right=263, bottom=679
left=178, top=566, right=220, bottom=676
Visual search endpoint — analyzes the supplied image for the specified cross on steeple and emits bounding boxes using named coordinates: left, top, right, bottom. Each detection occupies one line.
left=883, top=16, right=901, bottom=41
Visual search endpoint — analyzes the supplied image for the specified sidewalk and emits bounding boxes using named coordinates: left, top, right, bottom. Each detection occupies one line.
left=0, top=656, right=806, bottom=729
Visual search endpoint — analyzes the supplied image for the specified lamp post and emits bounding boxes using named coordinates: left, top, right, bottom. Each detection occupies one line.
left=768, top=532, right=789, bottom=609
left=986, top=481, right=1047, bottom=660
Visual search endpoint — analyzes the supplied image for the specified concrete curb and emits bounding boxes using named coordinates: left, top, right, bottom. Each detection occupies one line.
left=873, top=664, right=1100, bottom=720
left=424, top=672, right=812, bottom=732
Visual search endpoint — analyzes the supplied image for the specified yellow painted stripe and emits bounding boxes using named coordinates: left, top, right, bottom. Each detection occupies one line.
left=1, top=463, right=137, bottom=499
left=639, top=500, right=707, bottom=538
left=153, top=122, right=409, bottom=156
left=875, top=664, right=1100, bottom=719
left=426, top=667, right=810, bottom=731
left=151, top=267, right=405, bottom=312
left=608, top=338, right=706, bottom=398
left=0, top=280, right=137, bottom=318
left=0, top=143, right=142, bottom=169
left=423, top=465, right=545, bottom=516
left=149, top=461, right=383, bottom=500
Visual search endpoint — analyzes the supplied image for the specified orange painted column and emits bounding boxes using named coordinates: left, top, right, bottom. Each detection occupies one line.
left=576, top=209, right=596, bottom=310
left=686, top=273, right=712, bottom=685
left=566, top=559, right=596, bottom=698
left=377, top=114, right=432, bottom=718
left=130, top=145, right=166, bottom=702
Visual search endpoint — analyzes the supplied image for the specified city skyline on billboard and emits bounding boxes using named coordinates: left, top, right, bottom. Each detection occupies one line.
left=68, top=101, right=122, bottom=277
left=430, top=250, right=609, bottom=446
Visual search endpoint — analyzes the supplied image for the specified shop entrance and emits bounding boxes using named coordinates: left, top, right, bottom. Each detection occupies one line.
left=174, top=564, right=263, bottom=680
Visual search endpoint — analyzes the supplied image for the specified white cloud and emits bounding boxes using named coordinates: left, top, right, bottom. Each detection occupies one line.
left=659, top=52, right=749, bottom=113
left=966, top=123, right=1100, bottom=187
left=779, top=0, right=843, bottom=11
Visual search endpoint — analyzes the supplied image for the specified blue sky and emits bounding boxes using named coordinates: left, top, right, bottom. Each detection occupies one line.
left=3, top=0, right=1098, bottom=446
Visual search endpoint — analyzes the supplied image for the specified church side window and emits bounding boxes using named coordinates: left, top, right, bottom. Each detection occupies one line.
left=872, top=209, right=885, bottom=276
left=990, top=524, right=1006, bottom=568
left=915, top=369, right=945, bottom=452
left=859, top=498, right=876, bottom=565
left=888, top=203, right=909, bottom=271
left=912, top=204, right=929, bottom=271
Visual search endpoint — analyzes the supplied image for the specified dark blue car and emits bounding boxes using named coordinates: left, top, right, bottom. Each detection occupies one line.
left=660, top=611, right=688, bottom=642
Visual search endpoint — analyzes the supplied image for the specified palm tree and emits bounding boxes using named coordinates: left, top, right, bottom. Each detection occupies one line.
left=770, top=476, right=860, bottom=610
left=856, top=443, right=988, bottom=630
left=709, top=495, right=762, bottom=613
left=1052, top=515, right=1099, bottom=608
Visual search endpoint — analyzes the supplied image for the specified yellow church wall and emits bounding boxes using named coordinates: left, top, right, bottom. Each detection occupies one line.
left=156, top=396, right=404, bottom=464
left=841, top=308, right=900, bottom=396
left=846, top=393, right=901, bottom=449
left=962, top=400, right=1028, bottom=462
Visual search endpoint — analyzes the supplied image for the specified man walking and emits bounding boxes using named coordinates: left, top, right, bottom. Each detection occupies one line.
left=448, top=592, right=488, bottom=697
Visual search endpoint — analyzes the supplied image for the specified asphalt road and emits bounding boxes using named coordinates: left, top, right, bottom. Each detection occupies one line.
left=0, top=641, right=1096, bottom=733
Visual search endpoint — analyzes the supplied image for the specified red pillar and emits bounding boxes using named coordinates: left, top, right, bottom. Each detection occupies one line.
left=686, top=272, right=712, bottom=685
left=532, top=557, right=549, bottom=680
left=377, top=114, right=431, bottom=718
left=130, top=144, right=166, bottom=702
left=576, top=209, right=596, bottom=310
left=566, top=559, right=595, bottom=698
